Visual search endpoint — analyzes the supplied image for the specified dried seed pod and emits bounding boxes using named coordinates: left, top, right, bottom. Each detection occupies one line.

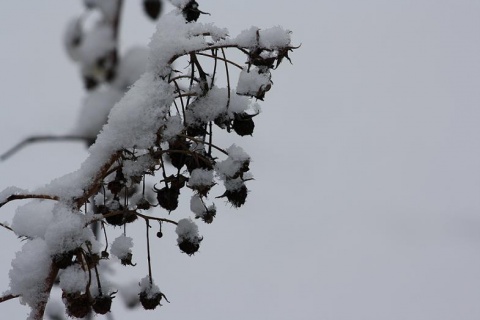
left=178, top=237, right=202, bottom=255
left=63, top=292, right=91, bottom=318
left=201, top=206, right=216, bottom=224
left=53, top=251, right=75, bottom=269
left=139, top=291, right=162, bottom=310
left=120, top=252, right=135, bottom=266
left=182, top=1, right=201, bottom=22
left=143, top=0, right=162, bottom=20
left=220, top=184, right=248, bottom=208
left=92, top=294, right=113, bottom=315
left=83, top=75, right=98, bottom=90
left=249, top=48, right=276, bottom=68
left=186, top=123, right=207, bottom=137
left=136, top=197, right=151, bottom=210
left=155, top=186, right=180, bottom=211
left=168, top=139, right=190, bottom=170
left=101, top=251, right=109, bottom=259
left=232, top=117, right=255, bottom=136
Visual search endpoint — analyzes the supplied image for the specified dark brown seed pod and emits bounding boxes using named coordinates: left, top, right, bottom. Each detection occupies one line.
left=120, top=252, right=136, bottom=266
left=178, top=237, right=202, bottom=255
left=136, top=198, right=151, bottom=210
left=249, top=48, right=276, bottom=68
left=53, top=251, right=75, bottom=269
left=107, top=180, right=123, bottom=195
left=219, top=184, right=248, bottom=208
left=182, top=1, right=201, bottom=22
left=83, top=76, right=98, bottom=90
left=201, top=206, right=216, bottom=224
left=101, top=250, right=109, bottom=259
left=63, top=292, right=91, bottom=318
left=92, top=294, right=113, bottom=315
left=168, top=139, right=190, bottom=170
left=186, top=123, right=207, bottom=137
left=155, top=186, right=180, bottom=211
left=139, top=291, right=162, bottom=310
left=185, top=154, right=214, bottom=173
left=232, top=117, right=255, bottom=136
left=143, top=0, right=162, bottom=20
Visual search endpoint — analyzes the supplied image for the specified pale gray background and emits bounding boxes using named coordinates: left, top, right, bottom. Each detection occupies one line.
left=1, top=1, right=480, bottom=319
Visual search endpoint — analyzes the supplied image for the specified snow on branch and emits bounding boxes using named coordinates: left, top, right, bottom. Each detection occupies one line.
left=0, top=3, right=296, bottom=319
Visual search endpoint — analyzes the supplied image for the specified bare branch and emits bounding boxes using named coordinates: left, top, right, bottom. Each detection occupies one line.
left=0, top=294, right=20, bottom=303
left=0, top=135, right=93, bottom=161
left=0, top=194, right=59, bottom=209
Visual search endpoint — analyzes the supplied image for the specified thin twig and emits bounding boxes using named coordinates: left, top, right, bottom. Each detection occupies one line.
left=180, top=134, right=228, bottom=156
left=1, top=135, right=92, bottom=161
left=0, top=222, right=14, bottom=233
left=136, top=212, right=178, bottom=225
left=0, top=294, right=19, bottom=303
left=197, top=52, right=243, bottom=70
left=0, top=194, right=59, bottom=209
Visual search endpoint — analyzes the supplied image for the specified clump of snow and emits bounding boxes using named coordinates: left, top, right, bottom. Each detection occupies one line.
left=139, top=276, right=161, bottom=298
left=12, top=200, right=54, bottom=239
left=9, top=238, right=51, bottom=311
left=185, top=87, right=250, bottom=127
left=190, top=194, right=205, bottom=216
left=223, top=176, right=250, bottom=191
left=215, top=144, right=250, bottom=179
left=110, top=235, right=133, bottom=260
left=232, top=26, right=291, bottom=49
left=236, top=67, right=271, bottom=97
left=123, top=154, right=155, bottom=179
left=72, top=87, right=124, bottom=139
left=58, top=265, right=88, bottom=294
left=94, top=71, right=174, bottom=151
left=188, top=169, right=214, bottom=188
left=148, top=13, right=228, bottom=76
left=175, top=218, right=200, bottom=243
left=162, top=114, right=184, bottom=141
left=258, top=26, right=292, bottom=49
left=44, top=204, right=95, bottom=255
left=233, top=26, right=259, bottom=48
left=79, top=24, right=115, bottom=67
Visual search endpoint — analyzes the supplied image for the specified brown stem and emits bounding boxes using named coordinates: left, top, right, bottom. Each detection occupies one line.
left=30, top=264, right=59, bottom=320
left=0, top=194, right=59, bottom=209
left=0, top=294, right=19, bottom=303
left=0, top=135, right=93, bottom=161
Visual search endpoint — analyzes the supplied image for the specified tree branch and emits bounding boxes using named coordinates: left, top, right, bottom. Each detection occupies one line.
left=0, top=135, right=93, bottom=161
left=0, top=194, right=59, bottom=209
left=0, top=294, right=19, bottom=303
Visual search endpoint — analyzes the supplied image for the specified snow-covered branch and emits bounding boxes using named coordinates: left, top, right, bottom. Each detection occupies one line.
left=0, top=2, right=296, bottom=319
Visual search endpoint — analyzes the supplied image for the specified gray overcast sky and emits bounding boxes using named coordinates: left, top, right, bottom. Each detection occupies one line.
left=1, top=1, right=480, bottom=319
